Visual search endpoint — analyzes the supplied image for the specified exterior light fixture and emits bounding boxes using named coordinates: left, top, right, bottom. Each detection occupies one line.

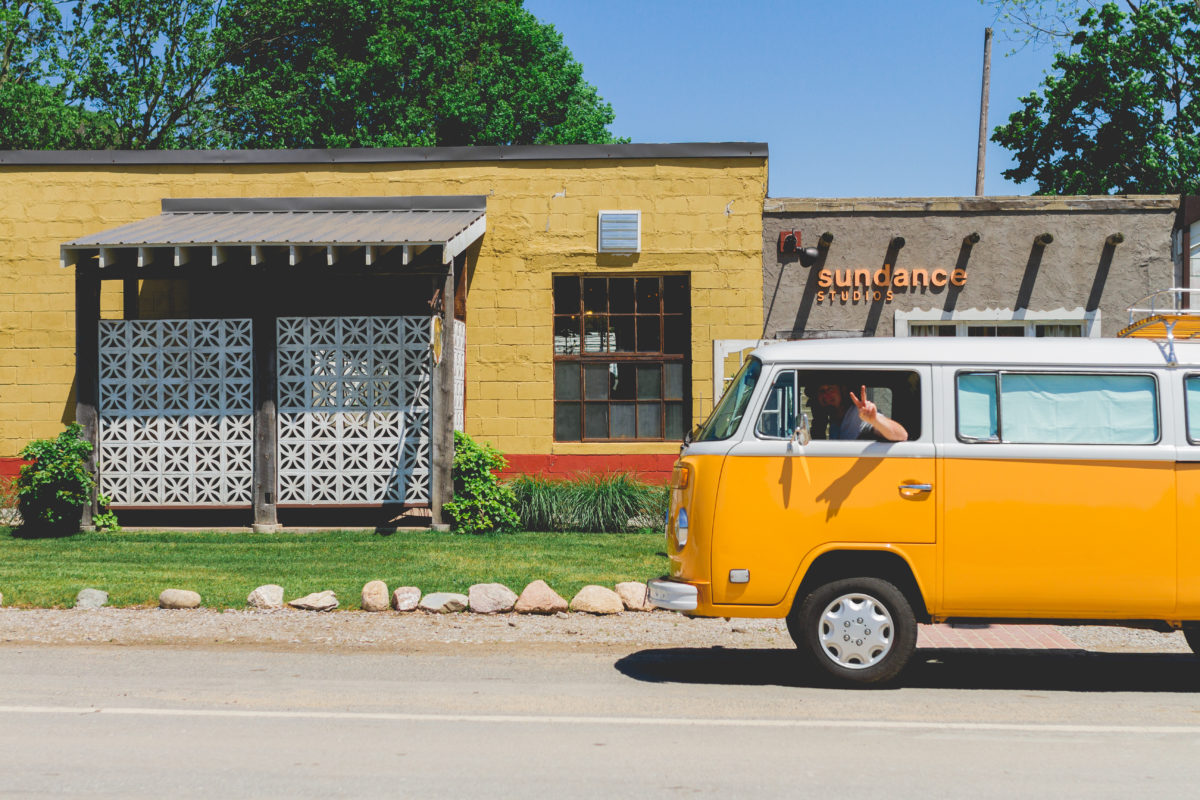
left=779, top=230, right=799, bottom=253
left=963, top=232, right=981, bottom=245
left=1106, top=232, right=1125, bottom=246
left=1035, top=233, right=1054, bottom=246
left=798, top=247, right=820, bottom=267
left=818, top=231, right=834, bottom=248
left=891, top=235, right=906, bottom=249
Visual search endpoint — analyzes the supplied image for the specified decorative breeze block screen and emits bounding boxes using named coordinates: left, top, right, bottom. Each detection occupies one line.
left=277, top=316, right=432, bottom=504
left=98, top=319, right=254, bottom=506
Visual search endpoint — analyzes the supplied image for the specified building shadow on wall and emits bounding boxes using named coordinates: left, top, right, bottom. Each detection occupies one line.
left=942, top=240, right=974, bottom=314
left=786, top=247, right=830, bottom=339
left=1016, top=241, right=1047, bottom=311
left=1087, top=242, right=1117, bottom=313
left=862, top=240, right=905, bottom=336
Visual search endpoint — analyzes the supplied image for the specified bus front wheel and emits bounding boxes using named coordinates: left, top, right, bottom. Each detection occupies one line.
left=789, top=577, right=917, bottom=686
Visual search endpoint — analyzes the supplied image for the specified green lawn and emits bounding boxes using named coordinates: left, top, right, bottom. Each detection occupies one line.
left=0, top=529, right=667, bottom=609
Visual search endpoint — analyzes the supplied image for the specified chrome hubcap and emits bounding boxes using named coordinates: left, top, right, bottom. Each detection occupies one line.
left=817, top=592, right=893, bottom=669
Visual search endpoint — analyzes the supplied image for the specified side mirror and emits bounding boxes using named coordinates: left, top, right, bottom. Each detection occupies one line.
left=791, top=411, right=811, bottom=448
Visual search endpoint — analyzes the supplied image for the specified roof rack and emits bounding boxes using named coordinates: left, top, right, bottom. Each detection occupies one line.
left=1119, top=288, right=1200, bottom=365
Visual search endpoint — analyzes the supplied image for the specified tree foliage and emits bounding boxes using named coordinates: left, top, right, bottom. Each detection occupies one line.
left=212, top=0, right=618, bottom=148
left=63, top=0, right=225, bottom=148
left=0, top=0, right=618, bottom=150
left=991, top=0, right=1200, bottom=194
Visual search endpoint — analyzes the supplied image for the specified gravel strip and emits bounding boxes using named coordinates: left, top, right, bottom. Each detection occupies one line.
left=0, top=608, right=791, bottom=651
left=0, top=608, right=1192, bottom=655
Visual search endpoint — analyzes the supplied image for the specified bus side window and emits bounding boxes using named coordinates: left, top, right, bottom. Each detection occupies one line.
left=957, top=372, right=999, bottom=441
left=756, top=371, right=797, bottom=439
left=1186, top=375, right=1200, bottom=443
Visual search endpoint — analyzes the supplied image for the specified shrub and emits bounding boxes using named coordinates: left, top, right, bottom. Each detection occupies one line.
left=15, top=423, right=95, bottom=535
left=444, top=430, right=520, bottom=534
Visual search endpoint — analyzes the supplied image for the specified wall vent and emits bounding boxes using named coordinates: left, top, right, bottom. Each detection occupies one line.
left=597, top=210, right=640, bottom=253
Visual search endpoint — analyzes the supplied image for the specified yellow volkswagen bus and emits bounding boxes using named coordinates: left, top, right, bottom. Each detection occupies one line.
left=649, top=334, right=1200, bottom=684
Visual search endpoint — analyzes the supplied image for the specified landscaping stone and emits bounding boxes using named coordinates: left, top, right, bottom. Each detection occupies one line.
left=468, top=583, right=517, bottom=614
left=514, top=580, right=568, bottom=614
left=570, top=585, right=623, bottom=615
left=419, top=592, right=468, bottom=613
left=75, top=589, right=108, bottom=609
left=247, top=584, right=284, bottom=610
left=361, top=580, right=390, bottom=612
left=288, top=590, right=338, bottom=612
left=392, top=586, right=420, bottom=611
left=158, top=589, right=201, bottom=609
left=615, top=581, right=652, bottom=612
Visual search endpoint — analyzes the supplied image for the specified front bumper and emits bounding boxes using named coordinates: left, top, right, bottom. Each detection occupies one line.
left=647, top=577, right=699, bottom=611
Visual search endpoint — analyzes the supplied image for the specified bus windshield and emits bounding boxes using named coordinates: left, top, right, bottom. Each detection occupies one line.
left=695, top=356, right=762, bottom=441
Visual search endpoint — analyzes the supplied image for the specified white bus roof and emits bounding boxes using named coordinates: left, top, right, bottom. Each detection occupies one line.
left=750, top=337, right=1200, bottom=369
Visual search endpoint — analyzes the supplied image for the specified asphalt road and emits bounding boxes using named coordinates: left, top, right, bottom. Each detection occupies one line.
left=2, top=642, right=1200, bottom=798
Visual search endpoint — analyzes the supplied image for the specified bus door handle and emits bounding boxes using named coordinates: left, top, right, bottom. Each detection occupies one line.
left=898, top=482, right=932, bottom=498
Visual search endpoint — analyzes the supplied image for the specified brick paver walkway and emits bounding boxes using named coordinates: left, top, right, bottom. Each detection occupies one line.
left=917, top=623, right=1080, bottom=650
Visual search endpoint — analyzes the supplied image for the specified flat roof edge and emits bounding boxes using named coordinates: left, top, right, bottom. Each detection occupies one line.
left=0, top=142, right=768, bottom=166
left=161, top=196, right=487, bottom=212
left=764, top=195, right=1179, bottom=213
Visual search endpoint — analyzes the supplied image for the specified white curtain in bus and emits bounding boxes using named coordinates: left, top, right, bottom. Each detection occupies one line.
left=1000, top=373, right=1158, bottom=445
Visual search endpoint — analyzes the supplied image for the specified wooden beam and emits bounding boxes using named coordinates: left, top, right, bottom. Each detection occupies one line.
left=251, top=287, right=279, bottom=532
left=75, top=263, right=101, bottom=530
left=251, top=245, right=262, bottom=266
left=174, top=246, right=190, bottom=267
left=431, top=256, right=458, bottom=529
left=137, top=247, right=150, bottom=268
left=365, top=245, right=375, bottom=267
left=122, top=278, right=139, bottom=320
left=212, top=246, right=229, bottom=267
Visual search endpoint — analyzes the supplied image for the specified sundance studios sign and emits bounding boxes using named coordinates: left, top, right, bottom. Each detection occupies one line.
left=816, top=265, right=968, bottom=303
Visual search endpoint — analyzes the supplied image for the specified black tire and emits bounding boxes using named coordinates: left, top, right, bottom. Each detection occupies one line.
left=1184, top=625, right=1200, bottom=656
left=788, top=576, right=917, bottom=686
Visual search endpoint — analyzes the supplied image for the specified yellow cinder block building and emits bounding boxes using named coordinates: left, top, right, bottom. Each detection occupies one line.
left=0, top=143, right=767, bottom=528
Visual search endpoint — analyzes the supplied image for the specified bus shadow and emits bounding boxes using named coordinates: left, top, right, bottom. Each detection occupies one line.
left=614, top=647, right=1200, bottom=692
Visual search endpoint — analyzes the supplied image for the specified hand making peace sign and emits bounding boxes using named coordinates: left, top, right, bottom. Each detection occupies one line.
left=849, top=384, right=878, bottom=423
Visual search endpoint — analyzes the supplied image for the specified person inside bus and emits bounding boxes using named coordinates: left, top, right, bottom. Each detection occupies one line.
left=814, top=382, right=908, bottom=442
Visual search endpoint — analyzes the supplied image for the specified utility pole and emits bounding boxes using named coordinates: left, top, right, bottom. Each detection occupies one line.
left=975, top=27, right=992, bottom=196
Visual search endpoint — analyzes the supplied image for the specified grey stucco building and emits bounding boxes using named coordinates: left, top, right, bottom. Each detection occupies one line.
left=762, top=196, right=1180, bottom=340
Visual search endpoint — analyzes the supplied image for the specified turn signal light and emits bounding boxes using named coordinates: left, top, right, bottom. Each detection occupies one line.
left=670, top=463, right=691, bottom=490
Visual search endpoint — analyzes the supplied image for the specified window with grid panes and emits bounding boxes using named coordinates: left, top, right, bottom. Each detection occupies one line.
left=553, top=275, right=689, bottom=441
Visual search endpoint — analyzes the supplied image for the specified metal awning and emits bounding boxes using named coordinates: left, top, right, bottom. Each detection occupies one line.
left=61, top=195, right=486, bottom=269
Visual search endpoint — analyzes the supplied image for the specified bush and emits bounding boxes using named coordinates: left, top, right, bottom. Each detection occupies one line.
left=444, top=431, right=520, bottom=534
left=509, top=471, right=669, bottom=533
left=15, top=423, right=95, bottom=535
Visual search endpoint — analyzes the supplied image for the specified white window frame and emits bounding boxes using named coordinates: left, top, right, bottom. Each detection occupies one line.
left=895, top=307, right=1100, bottom=338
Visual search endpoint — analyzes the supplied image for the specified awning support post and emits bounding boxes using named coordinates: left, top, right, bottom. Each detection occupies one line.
left=252, top=280, right=280, bottom=532
left=430, top=255, right=459, bottom=530
left=74, top=261, right=101, bottom=530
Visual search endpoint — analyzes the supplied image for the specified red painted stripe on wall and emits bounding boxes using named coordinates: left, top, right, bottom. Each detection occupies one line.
left=499, top=454, right=676, bottom=484
left=0, top=457, right=27, bottom=485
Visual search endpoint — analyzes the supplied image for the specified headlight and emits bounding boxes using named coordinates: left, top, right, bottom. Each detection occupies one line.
left=675, top=508, right=688, bottom=548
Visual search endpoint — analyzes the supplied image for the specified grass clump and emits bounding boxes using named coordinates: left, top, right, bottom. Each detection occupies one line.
left=509, top=472, right=668, bottom=533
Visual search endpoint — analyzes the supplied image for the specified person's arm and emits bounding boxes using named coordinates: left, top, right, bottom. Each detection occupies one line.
left=849, top=385, right=908, bottom=442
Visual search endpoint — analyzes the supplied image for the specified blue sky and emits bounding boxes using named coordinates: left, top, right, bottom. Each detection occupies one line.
left=524, top=0, right=1060, bottom=198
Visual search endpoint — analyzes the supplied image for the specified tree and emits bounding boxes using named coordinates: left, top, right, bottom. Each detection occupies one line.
left=211, top=0, right=619, bottom=148
left=0, top=0, right=111, bottom=148
left=991, top=0, right=1200, bottom=194
left=62, top=0, right=226, bottom=148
